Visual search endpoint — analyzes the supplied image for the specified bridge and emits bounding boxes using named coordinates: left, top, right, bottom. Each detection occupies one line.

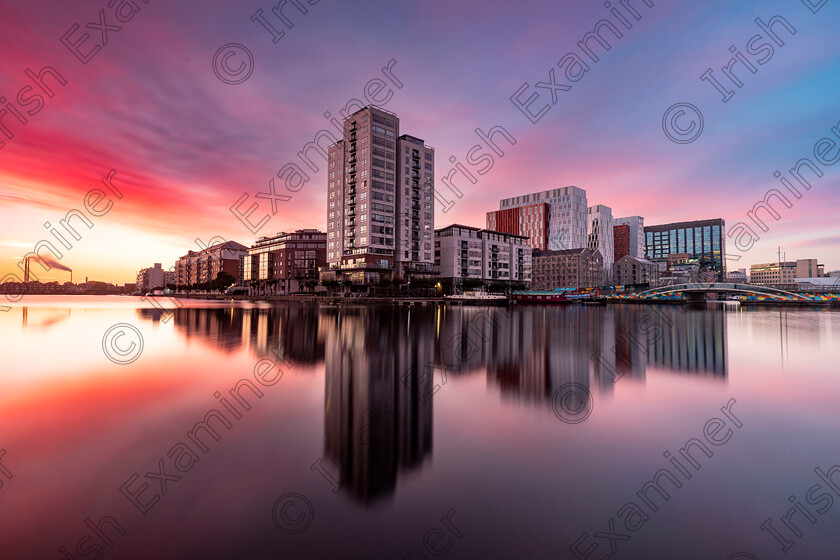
left=612, top=283, right=840, bottom=303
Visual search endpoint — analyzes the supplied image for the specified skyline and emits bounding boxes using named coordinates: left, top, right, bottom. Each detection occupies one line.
left=2, top=0, right=839, bottom=284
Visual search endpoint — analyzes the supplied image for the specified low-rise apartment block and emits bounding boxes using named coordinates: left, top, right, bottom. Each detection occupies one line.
left=434, top=224, right=531, bottom=292
left=243, top=229, right=327, bottom=294
left=175, top=241, right=248, bottom=287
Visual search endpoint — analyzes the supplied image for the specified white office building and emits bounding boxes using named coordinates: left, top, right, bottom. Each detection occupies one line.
left=498, top=187, right=588, bottom=251
left=588, top=204, right=614, bottom=279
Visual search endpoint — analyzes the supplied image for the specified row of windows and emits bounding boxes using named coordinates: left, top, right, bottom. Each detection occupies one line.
left=372, top=147, right=392, bottom=159
left=371, top=114, right=393, bottom=128
left=372, top=125, right=395, bottom=138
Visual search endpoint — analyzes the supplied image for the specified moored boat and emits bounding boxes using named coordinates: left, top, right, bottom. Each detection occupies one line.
left=511, top=290, right=571, bottom=304
left=444, top=290, right=508, bottom=302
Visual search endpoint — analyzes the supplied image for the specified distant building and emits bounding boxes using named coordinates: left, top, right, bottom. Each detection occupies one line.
left=486, top=202, right=550, bottom=250
left=531, top=248, right=603, bottom=290
left=644, top=219, right=726, bottom=281
left=796, top=277, right=840, bottom=291
left=750, top=259, right=820, bottom=286
left=588, top=204, right=614, bottom=278
left=496, top=187, right=588, bottom=251
left=614, top=216, right=644, bottom=259
left=175, top=241, right=248, bottom=287
left=613, top=255, right=659, bottom=287
left=726, top=268, right=748, bottom=283
left=614, top=224, right=630, bottom=261
left=123, top=283, right=136, bottom=295
left=795, top=258, right=819, bottom=279
left=243, top=229, right=327, bottom=294
left=434, top=224, right=531, bottom=292
left=136, top=263, right=174, bottom=293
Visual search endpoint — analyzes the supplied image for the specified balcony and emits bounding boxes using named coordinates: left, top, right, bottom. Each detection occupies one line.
left=403, top=262, right=439, bottom=274
left=348, top=156, right=356, bottom=164
left=346, top=187, right=356, bottom=196
left=349, top=124, right=357, bottom=132
left=411, top=160, right=420, bottom=169
left=411, top=202, right=420, bottom=211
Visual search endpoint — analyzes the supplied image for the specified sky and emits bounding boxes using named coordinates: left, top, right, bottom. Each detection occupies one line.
left=0, top=0, right=838, bottom=283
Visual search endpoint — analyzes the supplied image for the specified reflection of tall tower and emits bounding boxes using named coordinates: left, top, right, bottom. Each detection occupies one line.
left=322, top=306, right=433, bottom=503
left=646, top=306, right=728, bottom=376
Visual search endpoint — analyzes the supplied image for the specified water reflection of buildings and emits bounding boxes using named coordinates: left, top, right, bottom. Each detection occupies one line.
left=321, top=306, right=434, bottom=503
left=645, top=306, right=728, bottom=377
left=435, top=304, right=728, bottom=406
left=144, top=302, right=728, bottom=502
left=137, top=305, right=325, bottom=364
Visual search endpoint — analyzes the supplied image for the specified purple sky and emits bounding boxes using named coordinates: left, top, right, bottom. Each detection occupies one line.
left=1, top=0, right=838, bottom=282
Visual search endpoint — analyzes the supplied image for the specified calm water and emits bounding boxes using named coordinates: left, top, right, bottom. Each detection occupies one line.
left=2, top=296, right=840, bottom=560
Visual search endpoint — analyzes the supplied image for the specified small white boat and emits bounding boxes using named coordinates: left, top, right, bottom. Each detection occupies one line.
left=444, top=290, right=507, bottom=301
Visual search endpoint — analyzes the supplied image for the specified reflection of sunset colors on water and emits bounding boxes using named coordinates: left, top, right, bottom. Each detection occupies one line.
left=2, top=297, right=840, bottom=559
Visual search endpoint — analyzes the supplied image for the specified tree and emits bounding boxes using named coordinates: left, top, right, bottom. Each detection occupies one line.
left=487, top=282, right=507, bottom=293
left=322, top=280, right=340, bottom=295
left=215, top=272, right=235, bottom=291
left=462, top=278, right=484, bottom=291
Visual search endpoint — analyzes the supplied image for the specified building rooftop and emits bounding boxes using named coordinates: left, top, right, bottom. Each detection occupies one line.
left=435, top=223, right=529, bottom=240
left=532, top=248, right=590, bottom=257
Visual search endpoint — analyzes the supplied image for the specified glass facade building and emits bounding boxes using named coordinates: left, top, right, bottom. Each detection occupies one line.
left=644, top=219, right=726, bottom=281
